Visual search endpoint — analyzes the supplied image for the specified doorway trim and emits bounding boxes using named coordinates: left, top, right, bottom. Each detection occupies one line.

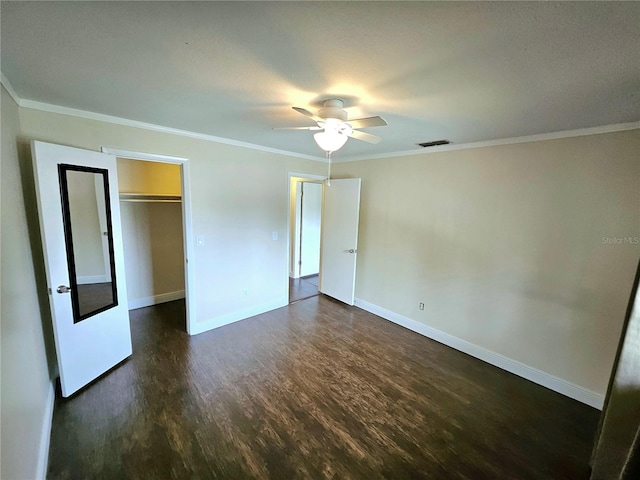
left=287, top=171, right=326, bottom=302
left=102, top=147, right=196, bottom=335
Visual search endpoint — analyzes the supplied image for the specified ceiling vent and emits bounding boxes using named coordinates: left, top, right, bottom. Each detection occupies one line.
left=417, top=140, right=450, bottom=148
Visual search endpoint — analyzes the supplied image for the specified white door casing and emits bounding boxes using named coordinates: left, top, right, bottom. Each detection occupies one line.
left=102, top=147, right=196, bottom=335
left=319, top=178, right=362, bottom=305
left=32, top=141, right=132, bottom=397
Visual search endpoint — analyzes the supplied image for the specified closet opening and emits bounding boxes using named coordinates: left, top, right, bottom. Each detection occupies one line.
left=102, top=147, right=195, bottom=334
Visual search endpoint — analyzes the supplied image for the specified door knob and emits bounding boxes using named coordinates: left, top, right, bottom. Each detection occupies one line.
left=348, top=249, right=358, bottom=254
left=57, top=285, right=72, bottom=294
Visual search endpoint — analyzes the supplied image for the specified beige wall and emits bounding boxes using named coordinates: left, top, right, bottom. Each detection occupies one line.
left=120, top=201, right=185, bottom=304
left=18, top=107, right=325, bottom=327
left=118, top=158, right=184, bottom=305
left=333, top=130, right=640, bottom=395
left=1, top=87, right=54, bottom=478
left=117, top=158, right=181, bottom=195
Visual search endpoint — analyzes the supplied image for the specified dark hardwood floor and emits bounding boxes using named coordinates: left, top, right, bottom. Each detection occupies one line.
left=289, top=274, right=319, bottom=303
left=47, top=296, right=599, bottom=479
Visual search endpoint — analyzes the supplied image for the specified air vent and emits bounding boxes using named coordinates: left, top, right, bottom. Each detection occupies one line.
left=417, top=140, right=450, bottom=148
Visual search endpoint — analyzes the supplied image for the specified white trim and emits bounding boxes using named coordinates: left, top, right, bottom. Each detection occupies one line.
left=20, top=99, right=323, bottom=161
left=7, top=83, right=638, bottom=164
left=190, top=297, right=288, bottom=335
left=178, top=161, right=197, bottom=334
left=337, top=121, right=640, bottom=163
left=101, top=147, right=197, bottom=335
left=128, top=290, right=185, bottom=311
left=7, top=75, right=637, bottom=163
left=36, top=381, right=55, bottom=480
left=76, top=274, right=110, bottom=285
left=354, top=297, right=605, bottom=410
left=101, top=148, right=188, bottom=164
left=0, top=72, right=22, bottom=105
left=288, top=172, right=327, bottom=181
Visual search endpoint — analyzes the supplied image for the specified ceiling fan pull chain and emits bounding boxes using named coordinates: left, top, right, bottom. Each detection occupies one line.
left=327, top=151, right=331, bottom=187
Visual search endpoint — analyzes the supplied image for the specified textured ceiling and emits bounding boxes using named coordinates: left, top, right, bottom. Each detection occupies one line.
left=2, top=1, right=639, bottom=160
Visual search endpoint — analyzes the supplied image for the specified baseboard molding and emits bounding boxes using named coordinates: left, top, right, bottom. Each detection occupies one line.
left=128, top=290, right=185, bottom=310
left=189, top=296, right=288, bottom=336
left=36, top=380, right=55, bottom=479
left=77, top=274, right=110, bottom=285
left=354, top=298, right=605, bottom=410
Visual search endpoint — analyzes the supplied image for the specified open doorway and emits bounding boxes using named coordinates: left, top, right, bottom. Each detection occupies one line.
left=103, top=147, right=195, bottom=333
left=288, top=173, right=325, bottom=303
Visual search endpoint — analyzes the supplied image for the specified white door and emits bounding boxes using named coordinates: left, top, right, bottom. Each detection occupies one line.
left=299, top=182, right=322, bottom=277
left=32, top=141, right=131, bottom=397
left=319, top=178, right=361, bottom=305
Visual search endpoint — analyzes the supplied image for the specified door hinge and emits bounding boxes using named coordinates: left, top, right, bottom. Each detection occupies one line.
left=47, top=287, right=52, bottom=295
left=298, top=261, right=302, bottom=265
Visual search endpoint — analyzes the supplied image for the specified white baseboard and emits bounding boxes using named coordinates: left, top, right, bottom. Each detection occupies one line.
left=36, top=380, right=55, bottom=479
left=77, top=274, right=110, bottom=285
left=128, top=290, right=185, bottom=310
left=189, top=296, right=288, bottom=336
left=354, top=298, right=605, bottom=410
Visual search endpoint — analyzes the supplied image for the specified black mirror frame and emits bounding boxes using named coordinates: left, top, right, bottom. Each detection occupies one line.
left=58, top=164, right=118, bottom=323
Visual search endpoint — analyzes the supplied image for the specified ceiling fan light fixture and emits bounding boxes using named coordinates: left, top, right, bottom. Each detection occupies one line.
left=314, top=131, right=348, bottom=153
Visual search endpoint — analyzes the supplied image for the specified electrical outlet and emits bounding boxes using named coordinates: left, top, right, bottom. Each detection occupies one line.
left=272, top=231, right=278, bottom=241
left=242, top=289, right=249, bottom=297
left=419, top=302, right=425, bottom=310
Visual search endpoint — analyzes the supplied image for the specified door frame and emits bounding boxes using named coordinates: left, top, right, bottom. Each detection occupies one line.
left=102, top=147, right=196, bottom=335
left=287, top=172, right=326, bottom=300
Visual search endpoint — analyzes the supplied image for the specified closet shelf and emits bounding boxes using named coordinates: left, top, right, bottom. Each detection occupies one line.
left=119, top=193, right=182, bottom=203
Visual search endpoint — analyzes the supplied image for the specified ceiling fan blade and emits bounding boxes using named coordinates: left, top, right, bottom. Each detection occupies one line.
left=348, top=129, right=382, bottom=144
left=348, top=116, right=388, bottom=129
left=292, top=106, right=324, bottom=122
left=273, top=126, right=322, bottom=130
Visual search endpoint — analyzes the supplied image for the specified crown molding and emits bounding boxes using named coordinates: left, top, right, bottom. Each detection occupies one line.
left=0, top=72, right=22, bottom=105
left=1, top=73, right=326, bottom=161
left=336, top=121, right=640, bottom=163
left=3, top=73, right=637, bottom=164
left=15, top=95, right=324, bottom=162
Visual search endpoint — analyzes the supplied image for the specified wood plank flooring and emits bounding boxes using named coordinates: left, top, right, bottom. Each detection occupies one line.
left=47, top=296, right=599, bottom=479
left=289, top=274, right=319, bottom=303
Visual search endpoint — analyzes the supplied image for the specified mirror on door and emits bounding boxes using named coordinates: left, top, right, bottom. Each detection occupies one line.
left=59, top=164, right=118, bottom=322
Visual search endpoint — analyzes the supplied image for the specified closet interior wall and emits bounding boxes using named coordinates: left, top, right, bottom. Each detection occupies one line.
left=117, top=158, right=185, bottom=310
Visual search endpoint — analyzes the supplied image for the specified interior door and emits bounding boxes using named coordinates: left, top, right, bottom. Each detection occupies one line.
left=319, top=178, right=361, bottom=305
left=32, top=141, right=131, bottom=397
left=299, top=182, right=322, bottom=277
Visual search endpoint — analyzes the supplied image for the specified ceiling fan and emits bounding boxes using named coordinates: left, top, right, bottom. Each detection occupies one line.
left=278, top=99, right=388, bottom=153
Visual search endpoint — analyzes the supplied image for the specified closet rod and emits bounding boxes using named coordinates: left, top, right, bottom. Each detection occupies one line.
left=119, top=193, right=181, bottom=203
